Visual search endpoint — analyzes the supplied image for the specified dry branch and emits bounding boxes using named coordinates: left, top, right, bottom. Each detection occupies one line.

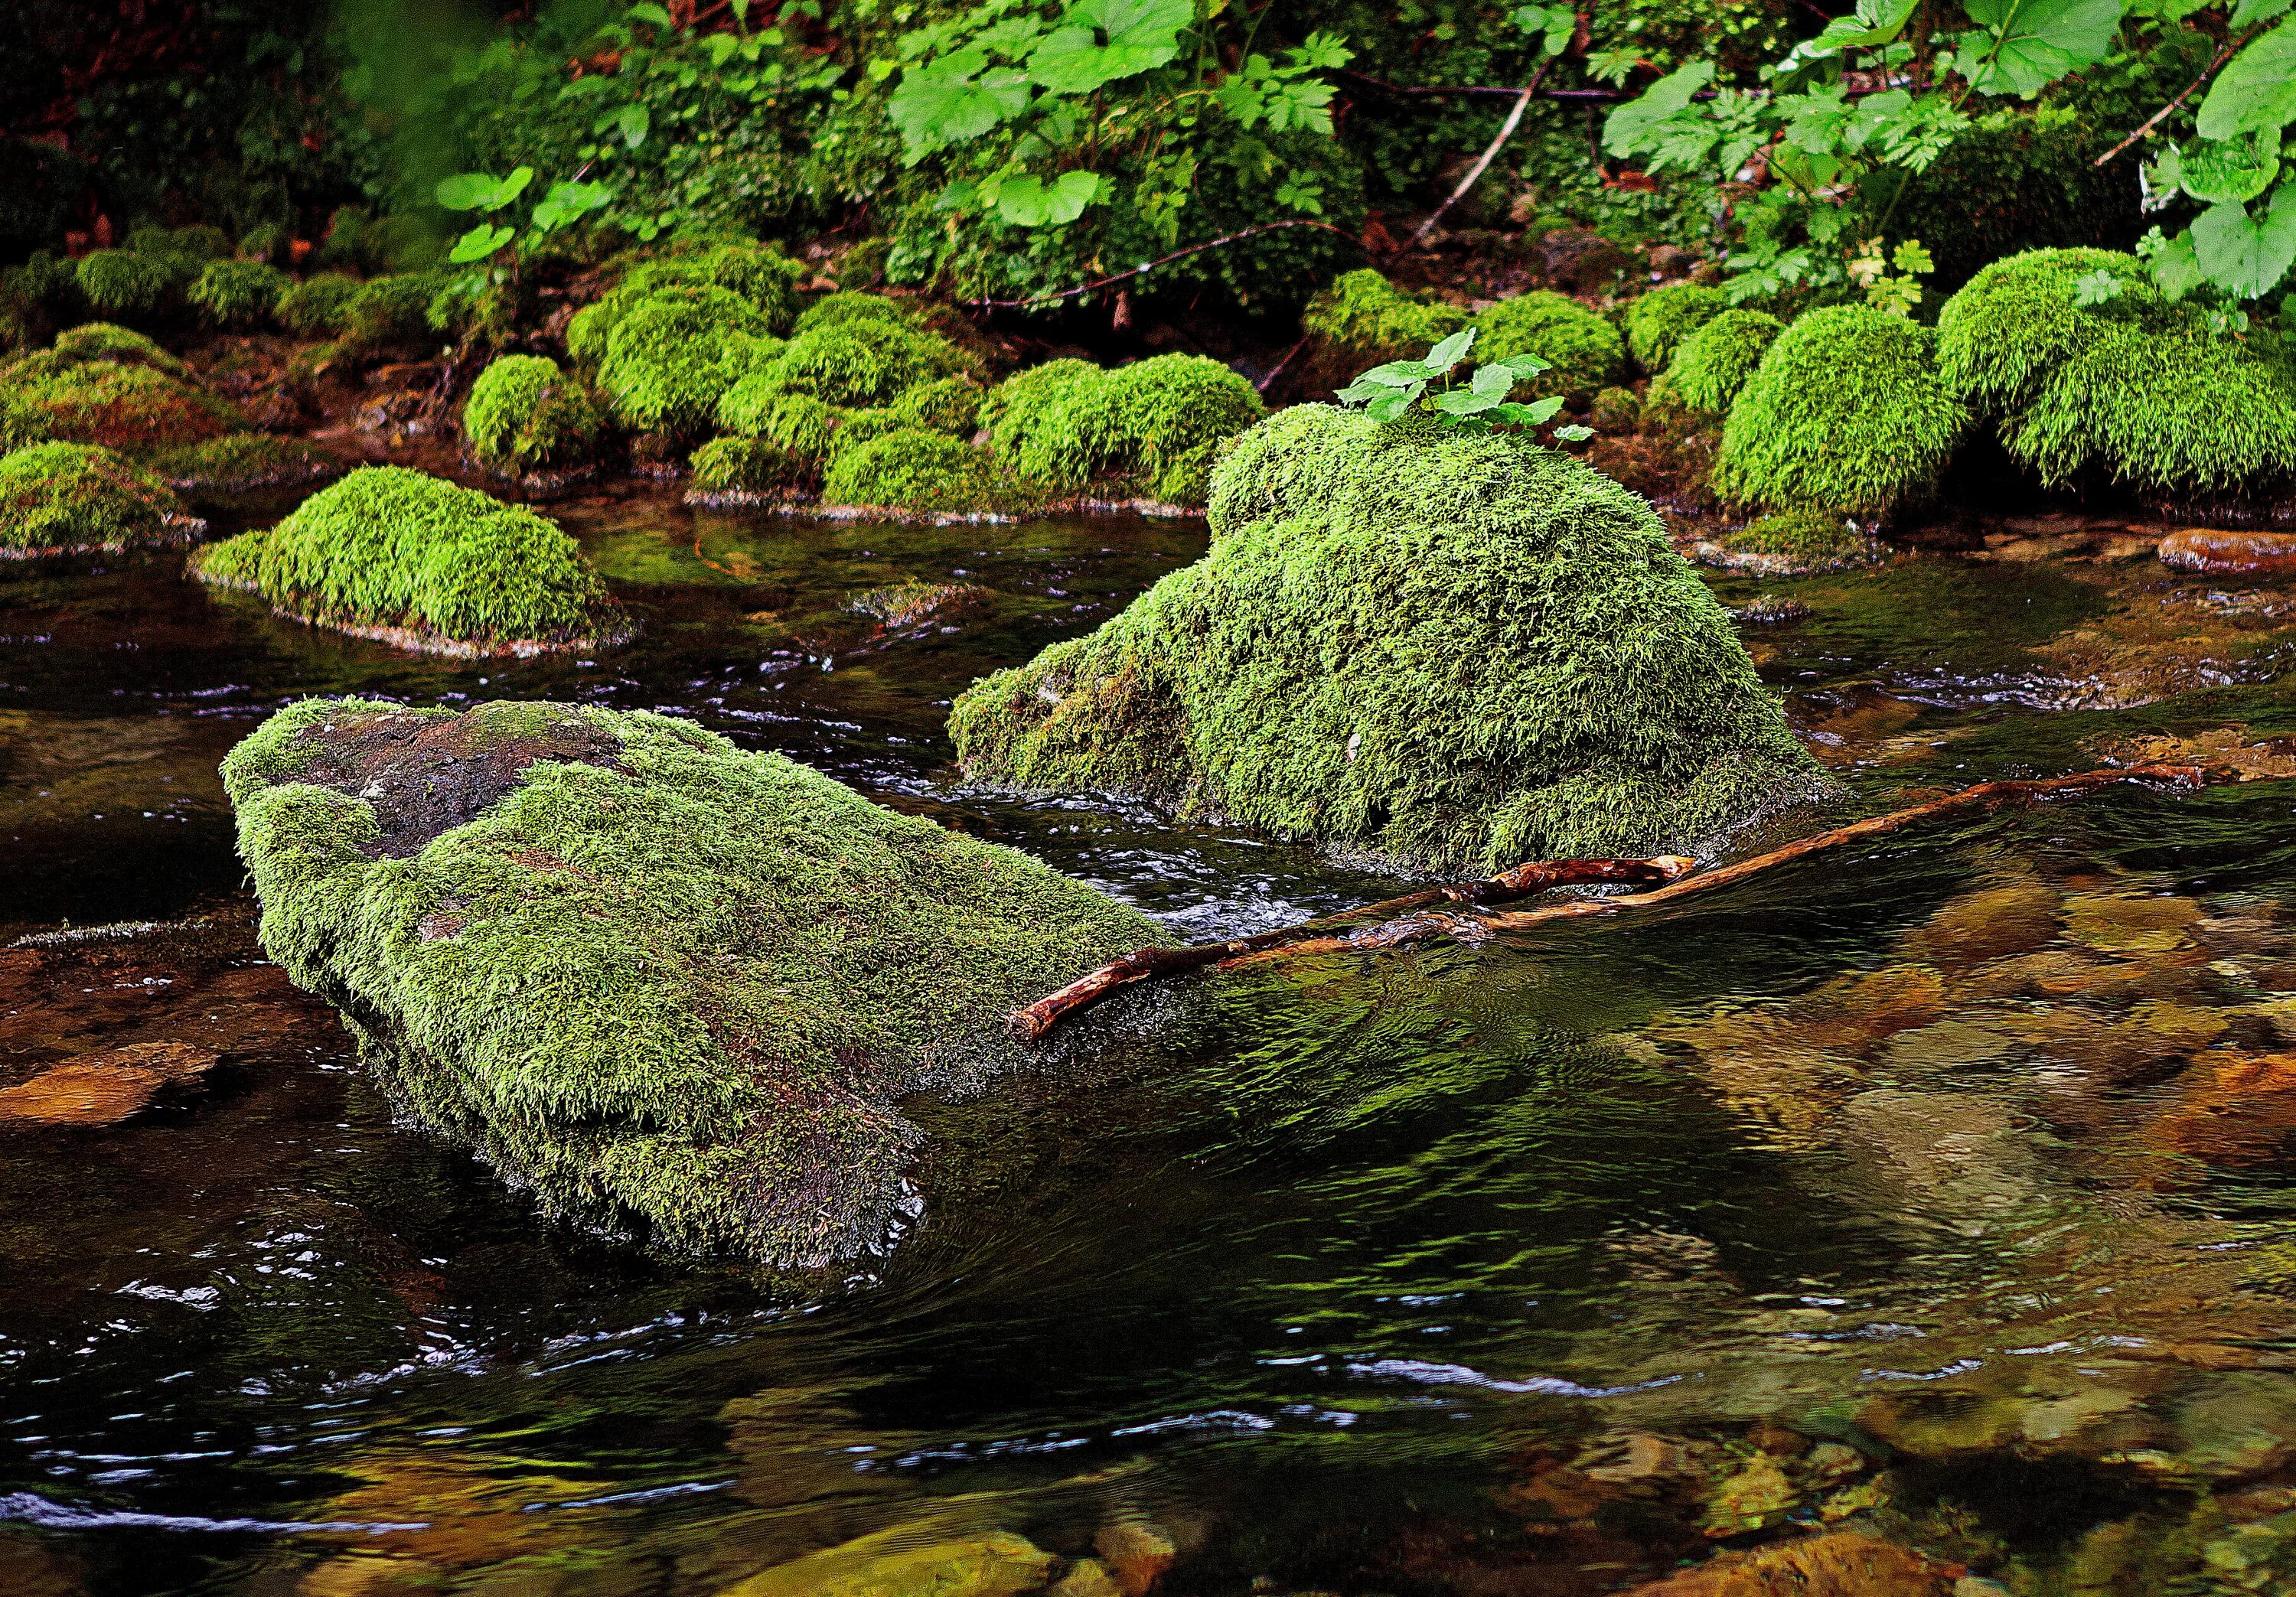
left=1011, top=763, right=2206, bottom=1041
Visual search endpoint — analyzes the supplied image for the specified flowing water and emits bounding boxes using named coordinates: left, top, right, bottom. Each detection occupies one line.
left=5, top=485, right=2296, bottom=1595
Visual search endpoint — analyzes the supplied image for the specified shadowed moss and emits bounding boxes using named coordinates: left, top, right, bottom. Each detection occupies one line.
left=462, top=355, right=605, bottom=477
left=716, top=383, right=839, bottom=465
left=980, top=354, right=1265, bottom=506
left=1711, top=305, right=1967, bottom=515
left=822, top=428, right=1022, bottom=516
left=75, top=250, right=174, bottom=322
left=1300, top=269, right=1468, bottom=363
left=1722, top=508, right=1866, bottom=562
left=0, top=442, right=188, bottom=554
left=1936, top=248, right=2296, bottom=494
left=0, top=342, right=243, bottom=454
left=690, top=435, right=807, bottom=497
left=951, top=404, right=1831, bottom=872
left=278, top=272, right=362, bottom=338
left=1476, top=292, right=1626, bottom=406
left=1668, top=308, right=1783, bottom=414
left=218, top=697, right=1159, bottom=1266
left=188, top=261, right=291, bottom=331
left=341, top=273, right=446, bottom=354
left=188, top=465, right=625, bottom=652
left=1625, top=282, right=1727, bottom=372
left=1590, top=386, right=1641, bottom=431
left=148, top=434, right=340, bottom=495
left=47, top=322, right=189, bottom=377
left=593, top=285, right=778, bottom=441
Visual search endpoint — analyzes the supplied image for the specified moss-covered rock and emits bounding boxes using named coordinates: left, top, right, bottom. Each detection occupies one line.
left=1590, top=385, right=1642, bottom=432
left=567, top=243, right=801, bottom=367
left=1668, top=308, right=1783, bottom=414
left=980, top=354, right=1265, bottom=506
left=888, top=373, right=984, bottom=435
left=44, top=321, right=189, bottom=378
left=218, top=697, right=1160, bottom=1265
left=341, top=273, right=445, bottom=354
left=1711, top=306, right=1967, bottom=516
left=592, top=285, right=778, bottom=442
left=688, top=435, right=807, bottom=502
left=188, top=260, right=291, bottom=331
left=745, top=321, right=968, bottom=409
left=1625, top=282, right=1727, bottom=373
left=278, top=272, right=363, bottom=338
left=1936, top=248, right=2296, bottom=496
left=461, top=355, right=605, bottom=478
left=0, top=333, right=244, bottom=454
left=1476, top=291, right=1626, bottom=406
left=716, top=383, right=840, bottom=467
left=0, top=442, right=194, bottom=556
left=791, top=290, right=913, bottom=334
left=822, top=428, right=1022, bottom=517
left=951, top=405, right=1831, bottom=871
left=1300, top=269, right=1468, bottom=365
left=147, top=433, right=341, bottom=496
left=189, top=465, right=626, bottom=655
left=74, top=249, right=175, bottom=323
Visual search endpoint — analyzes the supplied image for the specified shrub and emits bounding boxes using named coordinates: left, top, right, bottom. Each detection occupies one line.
left=1300, top=269, right=1468, bottom=363
left=594, top=285, right=775, bottom=440
left=217, top=697, right=1159, bottom=1263
left=1668, top=309, right=1785, bottom=414
left=462, top=355, right=605, bottom=476
left=147, top=433, right=340, bottom=494
left=1711, top=305, right=1968, bottom=515
left=822, top=429, right=1019, bottom=515
left=74, top=250, right=174, bottom=322
left=792, top=291, right=912, bottom=335
left=980, top=354, right=1265, bottom=505
left=277, top=273, right=363, bottom=338
left=189, top=465, right=626, bottom=650
left=747, top=321, right=967, bottom=408
left=1624, top=282, right=1728, bottom=372
left=951, top=404, right=1831, bottom=872
left=1475, top=292, right=1626, bottom=406
left=188, top=261, right=292, bottom=331
left=690, top=435, right=807, bottom=497
left=0, top=442, right=187, bottom=554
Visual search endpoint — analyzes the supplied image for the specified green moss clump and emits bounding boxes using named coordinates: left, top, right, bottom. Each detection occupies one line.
left=593, top=285, right=776, bottom=441
left=1300, top=269, right=1468, bottom=363
left=690, top=435, right=807, bottom=498
left=341, top=273, right=444, bottom=353
left=462, top=355, right=606, bottom=477
left=980, top=354, right=1266, bottom=506
left=0, top=345, right=243, bottom=454
left=1668, top=308, right=1784, bottom=414
left=1, top=253, right=81, bottom=350
left=74, top=250, right=174, bottom=322
left=716, top=383, right=840, bottom=466
left=1936, top=248, right=2296, bottom=494
left=886, top=374, right=982, bottom=435
left=745, top=321, right=967, bottom=409
left=46, top=321, right=190, bottom=377
left=951, top=405, right=1831, bottom=871
left=1590, top=386, right=1641, bottom=431
left=218, top=697, right=1159, bottom=1265
left=1711, top=305, right=1967, bottom=515
left=237, top=223, right=292, bottom=267
left=278, top=273, right=363, bottom=338
left=1475, top=292, right=1626, bottom=405
left=188, top=465, right=626, bottom=652
left=1625, top=282, right=1728, bottom=373
left=148, top=434, right=340, bottom=495
left=822, top=429, right=1020, bottom=517
left=792, top=291, right=912, bottom=334
left=1722, top=508, right=1867, bottom=562
left=188, top=260, right=291, bottom=331
left=0, top=442, right=188, bottom=554
left=569, top=243, right=802, bottom=365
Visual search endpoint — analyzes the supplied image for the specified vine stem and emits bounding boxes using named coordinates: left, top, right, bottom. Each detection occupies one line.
left=2093, top=24, right=2264, bottom=168
left=959, top=219, right=1362, bottom=309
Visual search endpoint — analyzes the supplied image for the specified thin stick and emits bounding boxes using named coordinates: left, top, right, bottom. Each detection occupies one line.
left=1256, top=332, right=1313, bottom=395
left=1399, top=69, right=1545, bottom=256
left=1012, top=763, right=2206, bottom=1041
left=2094, top=27, right=2262, bottom=168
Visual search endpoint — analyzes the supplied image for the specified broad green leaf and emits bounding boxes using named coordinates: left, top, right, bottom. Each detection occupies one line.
left=1026, top=0, right=1192, bottom=93
left=1355, top=359, right=1437, bottom=386
left=1602, top=60, right=1715, bottom=158
left=888, top=52, right=1034, bottom=161
left=1335, top=380, right=1388, bottom=403
left=1495, top=352, right=1551, bottom=377
left=1552, top=423, right=1596, bottom=442
left=1365, top=386, right=1421, bottom=421
left=2191, top=187, right=2296, bottom=298
left=993, top=169, right=1104, bottom=226
left=531, top=180, right=615, bottom=233
left=2197, top=18, right=2296, bottom=141
left=2231, top=0, right=2294, bottom=31
left=2173, top=135, right=2282, bottom=204
left=448, top=223, right=516, bottom=263
left=1489, top=396, right=1566, bottom=425
left=1431, top=388, right=1502, bottom=416
left=706, top=32, right=740, bottom=67
left=1956, top=0, right=2122, bottom=98
left=434, top=172, right=503, bottom=212
left=1809, top=0, right=1919, bottom=57
left=628, top=2, right=673, bottom=25
left=1469, top=361, right=1516, bottom=399
left=1426, top=328, right=1476, bottom=373
left=616, top=103, right=651, bottom=148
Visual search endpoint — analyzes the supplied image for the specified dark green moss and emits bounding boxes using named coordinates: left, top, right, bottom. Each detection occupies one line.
left=1711, top=306, right=1967, bottom=515
left=0, top=442, right=190, bottom=555
left=951, top=405, right=1831, bottom=872
left=1300, top=269, right=1468, bottom=364
left=1890, top=108, right=2141, bottom=292
left=1668, top=309, right=1783, bottom=414
left=1475, top=292, right=1626, bottom=406
left=218, top=698, right=1159, bottom=1266
left=1624, top=282, right=1727, bottom=373
left=0, top=342, right=243, bottom=455
left=277, top=273, right=363, bottom=338
left=821, top=428, right=1022, bottom=517
left=689, top=435, right=807, bottom=499
left=188, top=465, right=626, bottom=653
left=1590, top=386, right=1642, bottom=432
left=1721, top=508, right=1867, bottom=562
left=148, top=434, right=341, bottom=495
left=74, top=250, right=174, bottom=323
left=462, top=355, right=606, bottom=477
left=188, top=261, right=291, bottom=331
left=341, top=273, right=445, bottom=354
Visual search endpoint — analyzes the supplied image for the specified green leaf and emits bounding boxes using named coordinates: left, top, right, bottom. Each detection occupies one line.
left=530, top=180, right=615, bottom=233
left=616, top=103, right=651, bottom=148
left=1365, top=386, right=1421, bottom=421
left=1425, top=328, right=1476, bottom=373
left=706, top=32, right=740, bottom=67
left=434, top=171, right=504, bottom=212
left=2148, top=227, right=2206, bottom=298
left=992, top=169, right=1104, bottom=226
left=2173, top=135, right=2282, bottom=204
left=2198, top=18, right=2296, bottom=142
left=2231, top=0, right=2294, bottom=32
left=1808, top=0, right=1919, bottom=57
left=1956, top=0, right=2123, bottom=98
left=448, top=223, right=516, bottom=264
left=2191, top=187, right=2296, bottom=298
left=888, top=51, right=1033, bottom=161
left=1552, top=423, right=1596, bottom=442
left=1487, top=396, right=1566, bottom=425
left=1469, top=361, right=1516, bottom=399
left=1355, top=359, right=1437, bottom=386
left=1026, top=0, right=1192, bottom=94
left=628, top=2, right=674, bottom=25
left=1495, top=352, right=1551, bottom=378
left=1603, top=60, right=1715, bottom=158
left=1430, top=387, right=1502, bottom=416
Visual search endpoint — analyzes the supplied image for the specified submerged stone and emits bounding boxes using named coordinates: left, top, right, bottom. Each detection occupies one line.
left=951, top=406, right=1832, bottom=873
left=0, top=1041, right=218, bottom=1126
left=719, top=1527, right=1058, bottom=1597
left=220, top=698, right=1162, bottom=1266
left=2157, top=527, right=2296, bottom=578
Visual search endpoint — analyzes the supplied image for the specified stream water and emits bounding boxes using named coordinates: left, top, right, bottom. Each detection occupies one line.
left=5, top=484, right=2296, bottom=1595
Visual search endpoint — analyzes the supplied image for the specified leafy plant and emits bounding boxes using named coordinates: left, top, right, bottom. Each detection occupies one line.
left=1336, top=329, right=1596, bottom=441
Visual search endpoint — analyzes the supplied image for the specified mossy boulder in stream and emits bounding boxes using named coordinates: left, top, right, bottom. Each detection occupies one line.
left=950, top=404, right=1831, bottom=872
left=461, top=354, right=605, bottom=477
left=220, top=697, right=1161, bottom=1266
left=0, top=442, right=195, bottom=556
left=0, top=324, right=244, bottom=454
left=189, top=465, right=626, bottom=655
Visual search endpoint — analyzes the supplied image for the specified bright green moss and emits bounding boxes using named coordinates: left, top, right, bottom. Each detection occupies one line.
left=689, top=435, right=807, bottom=498
left=951, top=405, right=1831, bottom=872
left=822, top=428, right=1021, bottom=517
left=188, top=260, right=291, bottom=331
left=747, top=321, right=966, bottom=408
left=569, top=244, right=801, bottom=367
left=278, top=273, right=363, bottom=338
left=980, top=354, right=1265, bottom=506
left=1711, top=305, right=1967, bottom=515
left=46, top=322, right=189, bottom=378
left=1935, top=248, right=2296, bottom=494
left=188, top=465, right=625, bottom=652
left=979, top=358, right=1100, bottom=463
left=825, top=406, right=903, bottom=461
left=462, top=355, right=606, bottom=477
left=1475, top=292, right=1626, bottom=405
left=1300, top=269, right=1468, bottom=363
left=74, top=250, right=173, bottom=321
left=1668, top=308, right=1783, bottom=414
left=887, top=374, right=982, bottom=435
left=1722, top=507, right=1866, bottom=562
left=792, top=291, right=911, bottom=334
left=341, top=273, right=444, bottom=353
left=595, top=286, right=775, bottom=441
left=716, top=382, right=839, bottom=464
left=148, top=433, right=338, bottom=495
left=0, top=352, right=243, bottom=454
left=1624, top=282, right=1727, bottom=372
left=0, top=442, right=188, bottom=554
left=218, top=696, right=1159, bottom=1266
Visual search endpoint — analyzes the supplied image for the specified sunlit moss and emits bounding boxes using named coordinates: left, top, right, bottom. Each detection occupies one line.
left=952, top=404, right=1830, bottom=871
left=1721, top=507, right=1865, bottom=562
left=1476, top=291, right=1626, bottom=405
left=980, top=353, right=1264, bottom=505
left=461, top=354, right=605, bottom=477
left=188, top=260, right=290, bottom=331
left=190, top=465, right=625, bottom=651
left=745, top=321, right=967, bottom=408
left=44, top=321, right=190, bottom=378
left=716, top=383, right=839, bottom=465
left=593, top=285, right=777, bottom=441
left=0, top=442, right=188, bottom=554
left=1711, top=305, right=1966, bottom=515
left=1624, top=282, right=1727, bottom=372
left=1300, top=269, right=1468, bottom=363
left=887, top=373, right=982, bottom=435
left=218, top=697, right=1158, bottom=1266
left=1668, top=308, right=1783, bottom=414
left=278, top=272, right=363, bottom=338
left=568, top=243, right=801, bottom=365
left=792, top=290, right=912, bottom=334
left=822, top=428, right=1022, bottom=516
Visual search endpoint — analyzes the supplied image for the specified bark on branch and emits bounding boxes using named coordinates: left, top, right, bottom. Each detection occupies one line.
left=1011, top=763, right=2207, bottom=1041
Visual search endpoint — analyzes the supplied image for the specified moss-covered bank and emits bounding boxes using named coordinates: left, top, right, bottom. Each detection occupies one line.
left=0, top=442, right=198, bottom=556
left=190, top=466, right=626, bottom=656
left=220, top=698, right=1161, bottom=1266
left=950, top=406, right=1832, bottom=872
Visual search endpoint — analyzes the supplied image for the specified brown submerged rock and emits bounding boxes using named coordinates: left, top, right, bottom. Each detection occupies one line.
left=0, top=1040, right=218, bottom=1126
left=1623, top=1532, right=1960, bottom=1595
left=2157, top=527, right=2296, bottom=576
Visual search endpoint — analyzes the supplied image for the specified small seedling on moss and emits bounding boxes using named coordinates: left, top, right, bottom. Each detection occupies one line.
left=1336, top=329, right=1594, bottom=441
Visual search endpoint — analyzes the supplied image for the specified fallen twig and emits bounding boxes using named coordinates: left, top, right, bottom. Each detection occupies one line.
left=1012, top=763, right=2206, bottom=1041
left=1397, top=63, right=1554, bottom=255
left=2095, top=27, right=2262, bottom=168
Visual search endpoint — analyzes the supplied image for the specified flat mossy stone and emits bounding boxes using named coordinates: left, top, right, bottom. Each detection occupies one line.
left=0, top=441, right=196, bottom=556
left=950, top=404, right=1834, bottom=873
left=148, top=433, right=341, bottom=496
left=220, top=698, right=1162, bottom=1266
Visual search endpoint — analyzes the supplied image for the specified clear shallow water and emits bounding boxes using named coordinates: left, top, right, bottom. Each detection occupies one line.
left=5, top=491, right=2296, bottom=1595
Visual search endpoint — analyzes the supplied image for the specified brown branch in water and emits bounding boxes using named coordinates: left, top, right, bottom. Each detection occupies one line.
left=2095, top=26, right=2263, bottom=168
left=1012, top=764, right=2209, bottom=1041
